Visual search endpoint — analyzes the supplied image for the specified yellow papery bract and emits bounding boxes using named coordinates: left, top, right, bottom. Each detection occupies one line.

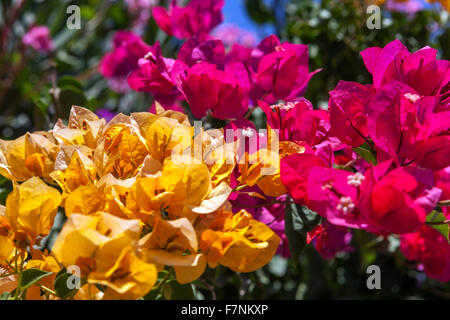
left=67, top=106, right=106, bottom=147
left=0, top=236, right=14, bottom=267
left=159, top=156, right=212, bottom=208
left=51, top=212, right=157, bottom=299
left=89, top=247, right=157, bottom=300
left=238, top=149, right=286, bottom=197
left=100, top=124, right=149, bottom=179
left=52, top=212, right=141, bottom=269
left=139, top=217, right=205, bottom=283
left=6, top=177, right=62, bottom=244
left=53, top=106, right=106, bottom=149
left=51, top=148, right=96, bottom=194
left=199, top=210, right=280, bottom=273
left=140, top=217, right=198, bottom=253
left=52, top=214, right=107, bottom=268
left=0, top=133, right=57, bottom=181
left=65, top=183, right=106, bottom=216
left=191, top=182, right=232, bottom=214
left=131, top=112, right=192, bottom=163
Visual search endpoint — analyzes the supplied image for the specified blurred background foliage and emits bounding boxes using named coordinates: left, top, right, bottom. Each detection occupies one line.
left=0, top=0, right=449, bottom=299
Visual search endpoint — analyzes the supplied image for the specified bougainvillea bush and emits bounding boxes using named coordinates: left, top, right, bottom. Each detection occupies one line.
left=0, top=0, right=449, bottom=300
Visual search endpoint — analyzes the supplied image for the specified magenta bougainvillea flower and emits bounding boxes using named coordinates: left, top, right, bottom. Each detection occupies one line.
left=22, top=25, right=54, bottom=53
left=401, top=225, right=450, bottom=282
left=259, top=99, right=329, bottom=144
left=281, top=40, right=448, bottom=241
left=178, top=62, right=249, bottom=119
left=281, top=153, right=328, bottom=206
left=177, top=38, right=226, bottom=68
left=358, top=162, right=442, bottom=234
left=307, top=220, right=353, bottom=259
left=99, top=31, right=152, bottom=92
left=124, top=34, right=318, bottom=120
left=361, top=40, right=450, bottom=99
left=329, top=81, right=374, bottom=147
left=152, top=0, right=224, bottom=39
left=128, top=42, right=177, bottom=96
left=227, top=35, right=320, bottom=104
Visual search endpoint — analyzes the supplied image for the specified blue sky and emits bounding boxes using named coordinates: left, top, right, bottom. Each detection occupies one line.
left=222, top=0, right=275, bottom=40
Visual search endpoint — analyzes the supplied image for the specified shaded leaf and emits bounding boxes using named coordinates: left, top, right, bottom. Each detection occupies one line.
left=426, top=211, right=450, bottom=242
left=20, top=268, right=53, bottom=290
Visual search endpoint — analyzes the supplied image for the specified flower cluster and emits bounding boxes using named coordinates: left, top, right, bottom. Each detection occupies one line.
left=4, top=0, right=449, bottom=300
left=282, top=40, right=450, bottom=281
left=101, top=3, right=319, bottom=116
left=0, top=105, right=284, bottom=299
left=99, top=22, right=450, bottom=283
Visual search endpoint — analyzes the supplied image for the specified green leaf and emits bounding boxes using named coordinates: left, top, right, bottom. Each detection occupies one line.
left=162, top=283, right=172, bottom=300
left=353, top=144, right=377, bottom=165
left=58, top=76, right=84, bottom=91
left=54, top=271, right=83, bottom=299
left=166, top=280, right=195, bottom=300
left=33, top=97, right=51, bottom=114
left=426, top=211, right=449, bottom=242
left=285, top=203, right=320, bottom=266
left=59, top=87, right=87, bottom=113
left=19, top=268, right=53, bottom=290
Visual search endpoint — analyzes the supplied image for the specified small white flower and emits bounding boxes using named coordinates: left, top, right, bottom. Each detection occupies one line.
left=242, top=127, right=254, bottom=138
left=337, top=196, right=355, bottom=214
left=347, top=172, right=365, bottom=187
left=404, top=92, right=420, bottom=103
left=143, top=51, right=155, bottom=60
left=270, top=102, right=296, bottom=111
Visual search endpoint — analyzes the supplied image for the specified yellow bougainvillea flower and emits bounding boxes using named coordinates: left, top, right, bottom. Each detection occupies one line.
left=237, top=149, right=286, bottom=197
left=130, top=111, right=192, bottom=163
left=64, top=182, right=106, bottom=217
left=24, top=250, right=61, bottom=300
left=53, top=106, right=105, bottom=149
left=51, top=146, right=96, bottom=194
left=199, top=210, right=280, bottom=273
left=73, top=283, right=104, bottom=300
left=0, top=206, right=14, bottom=267
left=89, top=246, right=157, bottom=300
left=0, top=132, right=58, bottom=181
left=52, top=212, right=140, bottom=269
left=6, top=177, right=61, bottom=245
left=139, top=216, right=206, bottom=284
left=95, top=123, right=148, bottom=179
left=52, top=212, right=157, bottom=299
left=158, top=155, right=211, bottom=208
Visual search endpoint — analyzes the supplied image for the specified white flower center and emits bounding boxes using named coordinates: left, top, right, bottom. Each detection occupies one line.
left=270, top=102, right=296, bottom=111
left=242, top=127, right=254, bottom=138
left=337, top=196, right=355, bottom=214
left=404, top=92, right=420, bottom=103
left=347, top=172, right=365, bottom=187
left=144, top=51, right=155, bottom=60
